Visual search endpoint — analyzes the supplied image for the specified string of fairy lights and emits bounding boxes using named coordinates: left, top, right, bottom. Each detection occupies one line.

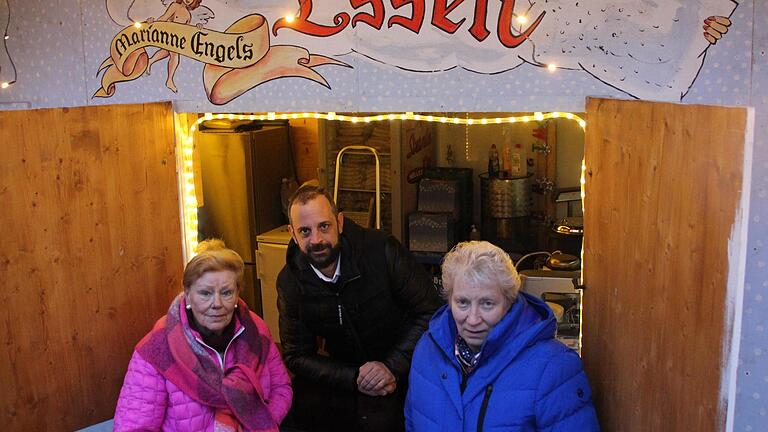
left=177, top=111, right=587, bottom=257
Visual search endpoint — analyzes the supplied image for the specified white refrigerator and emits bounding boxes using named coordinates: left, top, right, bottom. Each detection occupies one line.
left=256, top=225, right=292, bottom=343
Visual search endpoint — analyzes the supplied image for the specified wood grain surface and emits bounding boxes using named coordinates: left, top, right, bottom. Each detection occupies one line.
left=582, top=98, right=748, bottom=431
left=0, top=103, right=184, bottom=430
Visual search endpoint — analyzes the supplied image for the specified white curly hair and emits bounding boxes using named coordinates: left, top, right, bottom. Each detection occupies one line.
left=441, top=241, right=521, bottom=304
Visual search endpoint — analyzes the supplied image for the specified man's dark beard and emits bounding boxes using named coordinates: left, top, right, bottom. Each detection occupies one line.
left=303, top=242, right=341, bottom=270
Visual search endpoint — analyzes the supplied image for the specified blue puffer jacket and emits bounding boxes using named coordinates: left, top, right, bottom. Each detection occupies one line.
left=405, top=292, right=599, bottom=432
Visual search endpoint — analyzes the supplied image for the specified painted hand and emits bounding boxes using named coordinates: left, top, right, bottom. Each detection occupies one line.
left=703, top=16, right=731, bottom=45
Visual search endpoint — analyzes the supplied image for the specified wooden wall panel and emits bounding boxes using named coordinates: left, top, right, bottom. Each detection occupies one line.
left=289, top=118, right=320, bottom=184
left=0, top=103, right=184, bottom=430
left=582, top=98, right=748, bottom=431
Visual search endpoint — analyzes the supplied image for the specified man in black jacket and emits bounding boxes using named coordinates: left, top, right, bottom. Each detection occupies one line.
left=277, top=185, right=441, bottom=430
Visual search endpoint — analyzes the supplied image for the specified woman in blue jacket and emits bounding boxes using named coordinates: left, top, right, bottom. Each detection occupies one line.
left=405, top=241, right=599, bottom=431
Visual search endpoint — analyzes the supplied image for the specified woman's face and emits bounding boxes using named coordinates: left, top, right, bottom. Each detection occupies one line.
left=186, top=270, right=239, bottom=335
left=450, top=275, right=511, bottom=351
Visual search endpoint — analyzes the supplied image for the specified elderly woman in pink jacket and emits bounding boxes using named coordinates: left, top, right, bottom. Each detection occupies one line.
left=114, top=239, right=292, bottom=431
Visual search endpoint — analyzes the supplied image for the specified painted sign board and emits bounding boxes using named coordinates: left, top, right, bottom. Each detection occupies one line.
left=93, top=0, right=738, bottom=105
left=0, top=0, right=746, bottom=111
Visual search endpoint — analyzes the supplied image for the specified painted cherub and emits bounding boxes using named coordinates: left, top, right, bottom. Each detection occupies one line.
left=145, top=0, right=212, bottom=92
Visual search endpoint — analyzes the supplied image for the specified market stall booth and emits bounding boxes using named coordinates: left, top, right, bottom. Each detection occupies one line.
left=0, top=0, right=761, bottom=430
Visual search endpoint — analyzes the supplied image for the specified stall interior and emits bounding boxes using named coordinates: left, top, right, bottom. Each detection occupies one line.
left=178, top=112, right=585, bottom=348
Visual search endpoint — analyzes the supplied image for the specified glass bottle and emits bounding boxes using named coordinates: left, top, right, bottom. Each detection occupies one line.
left=488, top=144, right=500, bottom=178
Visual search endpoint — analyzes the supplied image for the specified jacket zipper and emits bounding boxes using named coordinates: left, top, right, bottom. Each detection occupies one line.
left=336, top=293, right=343, bottom=325
left=195, top=326, right=244, bottom=371
left=427, top=331, right=493, bottom=431
left=476, top=384, right=493, bottom=432
left=336, top=275, right=369, bottom=359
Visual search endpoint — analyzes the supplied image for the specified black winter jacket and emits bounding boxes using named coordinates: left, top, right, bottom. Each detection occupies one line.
left=277, top=219, right=442, bottom=392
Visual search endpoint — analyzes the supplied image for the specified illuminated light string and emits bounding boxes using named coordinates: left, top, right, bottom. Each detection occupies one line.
left=465, top=113, right=470, bottom=161
left=576, top=158, right=588, bottom=354
left=1, top=32, right=17, bottom=89
left=178, top=112, right=587, bottom=256
left=190, top=111, right=586, bottom=128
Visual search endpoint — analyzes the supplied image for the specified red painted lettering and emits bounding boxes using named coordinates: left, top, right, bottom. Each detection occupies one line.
left=272, top=0, right=351, bottom=37
left=388, top=0, right=425, bottom=33
left=272, top=0, right=547, bottom=50
left=351, top=0, right=385, bottom=29
left=497, top=0, right=545, bottom=48
left=431, top=0, right=466, bottom=34
left=469, top=0, right=490, bottom=41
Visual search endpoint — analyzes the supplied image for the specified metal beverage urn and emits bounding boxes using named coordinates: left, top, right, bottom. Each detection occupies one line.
left=480, top=172, right=533, bottom=252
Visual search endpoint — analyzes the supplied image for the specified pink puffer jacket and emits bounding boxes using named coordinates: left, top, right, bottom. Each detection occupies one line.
left=113, top=312, right=292, bottom=431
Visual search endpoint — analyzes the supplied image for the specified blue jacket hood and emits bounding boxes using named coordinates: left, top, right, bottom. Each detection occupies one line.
left=427, top=292, right=557, bottom=381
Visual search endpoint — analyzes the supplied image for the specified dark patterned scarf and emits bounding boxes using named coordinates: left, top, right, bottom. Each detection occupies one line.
left=455, top=335, right=482, bottom=375
left=136, top=294, right=277, bottom=432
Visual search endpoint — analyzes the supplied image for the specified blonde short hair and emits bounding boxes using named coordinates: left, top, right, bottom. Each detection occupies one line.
left=441, top=241, right=521, bottom=304
left=183, top=239, right=244, bottom=291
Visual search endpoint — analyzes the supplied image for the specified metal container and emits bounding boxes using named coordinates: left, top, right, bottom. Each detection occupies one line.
left=480, top=173, right=533, bottom=252
left=481, top=173, right=533, bottom=218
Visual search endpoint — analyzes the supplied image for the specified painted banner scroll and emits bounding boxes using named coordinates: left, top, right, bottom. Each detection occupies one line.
left=95, top=12, right=349, bottom=104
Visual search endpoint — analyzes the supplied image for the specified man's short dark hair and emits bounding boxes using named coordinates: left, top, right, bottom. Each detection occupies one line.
left=288, top=184, right=339, bottom=224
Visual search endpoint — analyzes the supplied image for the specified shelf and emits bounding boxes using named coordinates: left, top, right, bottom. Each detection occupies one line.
left=338, top=187, right=391, bottom=194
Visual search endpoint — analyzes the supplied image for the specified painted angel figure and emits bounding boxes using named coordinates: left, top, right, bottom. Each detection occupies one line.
left=289, top=0, right=738, bottom=100
left=106, top=0, right=282, bottom=34
left=510, top=0, right=739, bottom=99
left=145, top=0, right=213, bottom=92
left=106, top=0, right=214, bottom=92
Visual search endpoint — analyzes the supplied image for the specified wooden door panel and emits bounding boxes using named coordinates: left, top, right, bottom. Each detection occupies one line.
left=0, top=103, right=183, bottom=430
left=582, top=98, right=751, bottom=431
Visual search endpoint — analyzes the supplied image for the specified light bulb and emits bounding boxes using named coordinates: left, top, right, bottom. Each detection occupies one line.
left=285, top=14, right=295, bottom=23
left=133, top=22, right=142, bottom=28
left=547, top=63, right=557, bottom=72
left=516, top=15, right=528, bottom=24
